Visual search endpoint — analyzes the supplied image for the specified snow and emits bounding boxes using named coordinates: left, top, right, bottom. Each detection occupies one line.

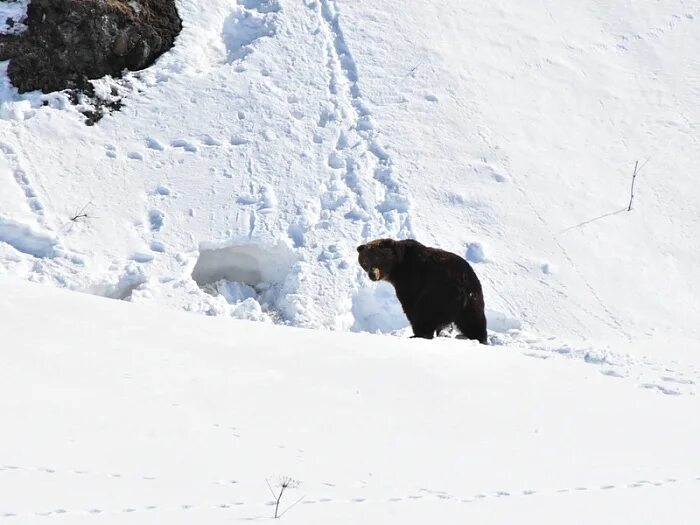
left=0, top=216, right=58, bottom=258
left=0, top=0, right=27, bottom=35
left=0, top=0, right=420, bottom=333
left=337, top=0, right=700, bottom=352
left=1, top=0, right=699, bottom=520
left=0, top=0, right=697, bottom=351
left=1, top=277, right=699, bottom=524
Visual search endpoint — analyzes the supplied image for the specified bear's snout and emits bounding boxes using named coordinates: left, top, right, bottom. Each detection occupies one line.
left=357, top=247, right=379, bottom=280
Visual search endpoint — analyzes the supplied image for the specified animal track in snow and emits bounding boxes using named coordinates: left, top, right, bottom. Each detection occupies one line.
left=601, top=369, right=626, bottom=378
left=641, top=383, right=682, bottom=396
left=467, top=161, right=510, bottom=183
left=311, top=0, right=413, bottom=241
left=222, top=0, right=280, bottom=63
left=661, top=376, right=695, bottom=385
left=0, top=463, right=158, bottom=483
left=153, top=184, right=171, bottom=197
left=127, top=151, right=144, bottom=160
left=170, top=139, right=198, bottom=153
left=239, top=0, right=280, bottom=13
left=146, top=137, right=166, bottom=151
left=201, top=134, right=223, bottom=146
left=613, top=8, right=700, bottom=51
left=230, top=135, right=250, bottom=146
left=236, top=184, right=278, bottom=214
left=131, top=252, right=154, bottom=263
left=150, top=240, right=166, bottom=253
left=492, top=331, right=699, bottom=396
left=0, top=141, right=46, bottom=225
left=0, top=468, right=696, bottom=519
left=149, top=209, right=165, bottom=232
left=541, top=261, right=554, bottom=274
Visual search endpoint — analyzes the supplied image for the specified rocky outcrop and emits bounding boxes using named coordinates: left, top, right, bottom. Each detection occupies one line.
left=0, top=0, right=181, bottom=93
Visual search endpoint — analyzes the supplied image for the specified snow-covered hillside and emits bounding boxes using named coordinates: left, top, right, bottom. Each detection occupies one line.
left=1, top=278, right=699, bottom=524
left=1, top=0, right=698, bottom=351
left=2, top=0, right=700, bottom=521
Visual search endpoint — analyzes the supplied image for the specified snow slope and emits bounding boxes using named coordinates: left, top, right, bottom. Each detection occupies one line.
left=337, top=0, right=700, bottom=351
left=2, top=1, right=700, bottom=521
left=1, top=0, right=698, bottom=352
left=1, top=278, right=699, bottom=524
left=0, top=0, right=416, bottom=334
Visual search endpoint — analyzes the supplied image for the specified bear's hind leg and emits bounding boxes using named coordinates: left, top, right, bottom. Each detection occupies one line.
left=455, top=309, right=488, bottom=344
left=407, top=302, right=450, bottom=339
left=408, top=315, right=438, bottom=339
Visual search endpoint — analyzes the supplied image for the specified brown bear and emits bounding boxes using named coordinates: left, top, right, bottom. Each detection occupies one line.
left=357, top=238, right=487, bottom=344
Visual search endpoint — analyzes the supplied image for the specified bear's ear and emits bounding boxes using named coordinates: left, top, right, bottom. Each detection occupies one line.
left=356, top=244, right=366, bottom=253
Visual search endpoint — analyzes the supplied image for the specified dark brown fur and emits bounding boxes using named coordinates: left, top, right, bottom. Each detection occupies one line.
left=357, top=239, right=487, bottom=343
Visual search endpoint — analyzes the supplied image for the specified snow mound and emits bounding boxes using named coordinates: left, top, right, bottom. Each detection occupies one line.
left=351, top=281, right=408, bottom=334
left=86, top=264, right=147, bottom=301
left=0, top=216, right=57, bottom=258
left=222, top=0, right=280, bottom=63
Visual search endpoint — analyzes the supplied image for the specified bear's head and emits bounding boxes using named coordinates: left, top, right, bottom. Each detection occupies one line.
left=356, top=238, right=405, bottom=282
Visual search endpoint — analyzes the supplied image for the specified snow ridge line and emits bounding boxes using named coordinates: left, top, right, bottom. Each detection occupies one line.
left=316, top=0, right=412, bottom=240
left=0, top=471, right=696, bottom=519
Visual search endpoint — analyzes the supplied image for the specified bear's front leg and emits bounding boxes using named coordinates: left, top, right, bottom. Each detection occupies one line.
left=406, top=304, right=440, bottom=339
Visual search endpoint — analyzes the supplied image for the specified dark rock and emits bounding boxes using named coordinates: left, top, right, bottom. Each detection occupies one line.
left=0, top=0, right=181, bottom=93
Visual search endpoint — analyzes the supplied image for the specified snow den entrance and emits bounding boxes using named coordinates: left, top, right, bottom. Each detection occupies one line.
left=191, top=242, right=296, bottom=320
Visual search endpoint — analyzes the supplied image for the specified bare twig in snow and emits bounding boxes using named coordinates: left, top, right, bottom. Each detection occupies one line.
left=403, top=62, right=422, bottom=79
left=266, top=476, right=302, bottom=519
left=627, top=158, right=650, bottom=211
left=70, top=201, right=96, bottom=222
left=278, top=495, right=306, bottom=518
left=557, top=208, right=626, bottom=235
left=627, top=160, right=639, bottom=211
